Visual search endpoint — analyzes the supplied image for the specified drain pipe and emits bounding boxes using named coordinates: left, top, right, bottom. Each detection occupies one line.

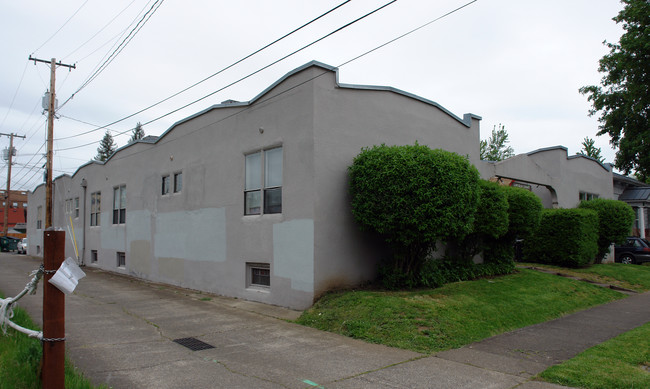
left=80, top=178, right=87, bottom=266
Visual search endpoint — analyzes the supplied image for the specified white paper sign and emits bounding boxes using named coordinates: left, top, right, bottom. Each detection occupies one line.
left=48, top=257, right=86, bottom=294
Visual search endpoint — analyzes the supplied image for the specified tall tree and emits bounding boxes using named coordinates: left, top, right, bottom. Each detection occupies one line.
left=480, top=123, right=515, bottom=161
left=577, top=136, right=605, bottom=163
left=95, top=130, right=116, bottom=162
left=580, top=0, right=650, bottom=181
left=129, top=122, right=145, bottom=143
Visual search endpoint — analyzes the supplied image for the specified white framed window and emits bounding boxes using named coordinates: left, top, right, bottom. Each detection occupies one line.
left=246, top=263, right=270, bottom=288
left=245, top=147, right=282, bottom=215
left=579, top=192, right=599, bottom=201
left=113, top=185, right=126, bottom=224
left=36, top=206, right=43, bottom=229
left=91, top=250, right=98, bottom=263
left=162, top=175, right=170, bottom=195
left=174, top=172, right=182, bottom=193
left=65, top=199, right=72, bottom=214
left=74, top=197, right=80, bottom=218
left=117, top=252, right=126, bottom=268
left=90, top=191, right=101, bottom=226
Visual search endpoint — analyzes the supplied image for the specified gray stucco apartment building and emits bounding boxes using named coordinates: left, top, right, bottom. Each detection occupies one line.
left=27, top=61, right=614, bottom=309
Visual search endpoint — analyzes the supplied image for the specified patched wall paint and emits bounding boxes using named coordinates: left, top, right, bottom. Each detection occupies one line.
left=273, top=219, right=314, bottom=292
left=101, top=212, right=126, bottom=250
left=154, top=208, right=226, bottom=262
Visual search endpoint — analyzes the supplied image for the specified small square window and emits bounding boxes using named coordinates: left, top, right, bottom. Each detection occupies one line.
left=247, top=263, right=270, bottom=288
left=91, top=250, right=98, bottom=263
left=117, top=252, right=126, bottom=268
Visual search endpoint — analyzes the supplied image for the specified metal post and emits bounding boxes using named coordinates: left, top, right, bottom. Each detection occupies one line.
left=42, top=229, right=65, bottom=389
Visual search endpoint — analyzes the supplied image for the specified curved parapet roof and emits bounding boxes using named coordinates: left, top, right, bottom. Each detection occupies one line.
left=48, top=61, right=480, bottom=187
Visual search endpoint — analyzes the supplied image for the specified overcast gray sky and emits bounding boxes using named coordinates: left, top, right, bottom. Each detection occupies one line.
left=0, top=0, right=625, bottom=191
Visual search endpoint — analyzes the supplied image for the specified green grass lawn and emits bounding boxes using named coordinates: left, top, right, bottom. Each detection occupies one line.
left=518, top=262, right=650, bottom=292
left=0, top=294, right=102, bottom=389
left=539, top=321, right=650, bottom=389
left=296, top=268, right=626, bottom=353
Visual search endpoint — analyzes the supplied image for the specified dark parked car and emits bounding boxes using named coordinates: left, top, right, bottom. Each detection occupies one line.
left=615, top=237, right=650, bottom=264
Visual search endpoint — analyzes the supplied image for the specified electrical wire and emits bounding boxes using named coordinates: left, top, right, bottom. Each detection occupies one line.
left=55, top=0, right=396, bottom=151
left=61, top=0, right=165, bottom=106
left=31, top=0, right=91, bottom=55
left=95, top=0, right=480, bottom=166
left=54, top=0, right=353, bottom=141
left=0, top=61, right=30, bottom=129
left=62, top=0, right=140, bottom=62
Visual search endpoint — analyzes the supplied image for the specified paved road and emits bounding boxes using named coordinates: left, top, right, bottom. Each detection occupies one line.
left=2, top=254, right=648, bottom=388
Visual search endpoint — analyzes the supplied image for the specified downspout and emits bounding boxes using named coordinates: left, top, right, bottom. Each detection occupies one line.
left=80, top=178, right=87, bottom=266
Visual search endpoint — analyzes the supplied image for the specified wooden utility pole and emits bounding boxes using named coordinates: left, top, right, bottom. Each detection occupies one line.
left=29, top=56, right=75, bottom=389
left=42, top=230, right=66, bottom=389
left=29, top=56, right=75, bottom=228
left=1, top=132, right=26, bottom=236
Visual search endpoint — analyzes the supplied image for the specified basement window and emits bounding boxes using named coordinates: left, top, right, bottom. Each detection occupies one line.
left=117, top=252, right=126, bottom=268
left=247, top=263, right=270, bottom=288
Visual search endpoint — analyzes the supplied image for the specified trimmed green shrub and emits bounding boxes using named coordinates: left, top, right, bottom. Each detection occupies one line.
left=452, top=180, right=509, bottom=261
left=418, top=257, right=515, bottom=289
left=524, top=208, right=599, bottom=267
left=503, top=186, right=543, bottom=240
left=348, top=143, right=480, bottom=285
left=578, top=198, right=636, bottom=263
left=485, top=185, right=543, bottom=263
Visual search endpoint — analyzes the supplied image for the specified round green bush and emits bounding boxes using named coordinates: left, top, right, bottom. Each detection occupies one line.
left=348, top=143, right=480, bottom=282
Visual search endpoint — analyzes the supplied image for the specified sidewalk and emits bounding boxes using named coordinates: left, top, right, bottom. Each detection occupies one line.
left=1, top=254, right=648, bottom=388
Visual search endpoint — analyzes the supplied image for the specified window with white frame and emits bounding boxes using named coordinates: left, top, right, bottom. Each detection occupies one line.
left=244, top=147, right=282, bottom=215
left=247, top=263, right=270, bottom=288
left=579, top=192, right=599, bottom=201
left=65, top=199, right=72, bottom=214
left=117, top=252, right=126, bottom=268
left=74, top=197, right=80, bottom=218
left=36, top=206, right=42, bottom=229
left=174, top=172, right=182, bottom=193
left=90, top=191, right=101, bottom=226
left=162, top=175, right=170, bottom=195
left=113, top=185, right=126, bottom=224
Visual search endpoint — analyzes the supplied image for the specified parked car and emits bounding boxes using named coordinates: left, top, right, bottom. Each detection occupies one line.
left=17, top=238, right=27, bottom=254
left=615, top=237, right=650, bottom=264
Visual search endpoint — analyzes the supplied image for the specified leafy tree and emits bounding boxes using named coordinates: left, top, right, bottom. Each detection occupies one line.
left=579, top=0, right=650, bottom=181
left=95, top=130, right=117, bottom=162
left=577, top=137, right=605, bottom=163
left=480, top=124, right=515, bottom=161
left=348, top=143, right=480, bottom=283
left=578, top=198, right=635, bottom=263
left=129, top=122, right=145, bottom=143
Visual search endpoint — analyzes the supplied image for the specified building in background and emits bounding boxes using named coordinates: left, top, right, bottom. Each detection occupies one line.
left=0, top=189, right=28, bottom=237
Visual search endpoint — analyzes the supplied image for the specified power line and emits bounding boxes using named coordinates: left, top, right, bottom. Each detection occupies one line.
left=62, top=0, right=140, bottom=61
left=61, top=0, right=165, bottom=106
left=55, top=0, right=395, bottom=151
left=54, top=0, right=353, bottom=141
left=31, top=0, right=91, bottom=55
left=98, top=0, right=481, bottom=165
left=0, top=60, right=30, bottom=130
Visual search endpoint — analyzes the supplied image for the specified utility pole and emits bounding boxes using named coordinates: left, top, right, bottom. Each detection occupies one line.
left=29, top=56, right=75, bottom=389
left=0, top=132, right=26, bottom=236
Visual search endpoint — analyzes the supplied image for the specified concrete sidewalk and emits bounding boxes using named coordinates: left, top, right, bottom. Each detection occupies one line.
left=1, top=254, right=648, bottom=388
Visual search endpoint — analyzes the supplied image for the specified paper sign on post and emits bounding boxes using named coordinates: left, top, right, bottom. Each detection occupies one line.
left=48, top=257, right=86, bottom=294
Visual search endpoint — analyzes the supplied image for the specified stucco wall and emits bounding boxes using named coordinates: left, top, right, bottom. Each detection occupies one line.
left=310, top=70, right=481, bottom=297
left=482, top=147, right=614, bottom=208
